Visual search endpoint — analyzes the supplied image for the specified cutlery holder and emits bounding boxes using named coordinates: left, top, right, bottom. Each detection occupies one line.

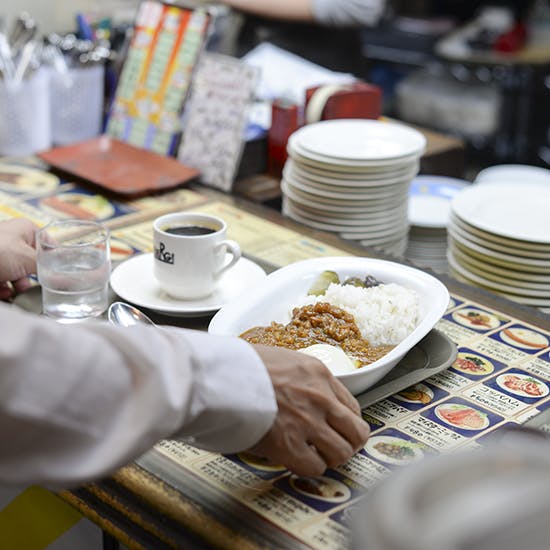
left=50, top=64, right=105, bottom=146
left=0, top=69, right=51, bottom=155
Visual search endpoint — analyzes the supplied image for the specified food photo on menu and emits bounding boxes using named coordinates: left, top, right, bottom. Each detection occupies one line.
left=0, top=163, right=60, bottom=196
left=364, top=433, right=426, bottom=466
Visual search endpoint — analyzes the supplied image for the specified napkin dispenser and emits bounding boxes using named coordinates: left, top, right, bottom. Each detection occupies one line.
left=304, top=81, right=382, bottom=124
left=267, top=80, right=383, bottom=176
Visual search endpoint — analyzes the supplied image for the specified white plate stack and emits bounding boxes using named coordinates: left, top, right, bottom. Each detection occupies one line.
left=405, top=175, right=470, bottom=273
left=448, top=181, right=550, bottom=311
left=281, top=119, right=426, bottom=257
left=475, top=164, right=550, bottom=185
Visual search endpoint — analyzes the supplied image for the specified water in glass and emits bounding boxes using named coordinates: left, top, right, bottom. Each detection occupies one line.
left=38, top=247, right=110, bottom=321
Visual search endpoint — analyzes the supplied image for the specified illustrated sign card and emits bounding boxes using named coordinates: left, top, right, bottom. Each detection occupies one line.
left=177, top=52, right=259, bottom=192
left=106, top=1, right=210, bottom=156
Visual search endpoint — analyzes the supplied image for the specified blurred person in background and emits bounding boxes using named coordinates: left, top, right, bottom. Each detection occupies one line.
left=222, top=0, right=387, bottom=27
left=210, top=0, right=388, bottom=74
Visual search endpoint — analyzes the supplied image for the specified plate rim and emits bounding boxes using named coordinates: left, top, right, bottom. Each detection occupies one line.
left=110, top=253, right=266, bottom=317
left=293, top=119, right=427, bottom=161
left=451, top=181, right=550, bottom=244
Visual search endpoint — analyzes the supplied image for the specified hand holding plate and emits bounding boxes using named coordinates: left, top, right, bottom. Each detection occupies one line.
left=247, top=344, right=370, bottom=477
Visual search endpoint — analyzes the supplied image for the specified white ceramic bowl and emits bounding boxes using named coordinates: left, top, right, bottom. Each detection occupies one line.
left=208, top=257, right=449, bottom=395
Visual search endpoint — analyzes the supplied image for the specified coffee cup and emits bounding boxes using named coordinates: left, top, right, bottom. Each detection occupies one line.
left=153, top=212, right=241, bottom=299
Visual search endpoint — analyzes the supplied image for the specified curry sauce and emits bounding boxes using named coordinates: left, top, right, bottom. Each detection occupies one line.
left=240, top=302, right=393, bottom=368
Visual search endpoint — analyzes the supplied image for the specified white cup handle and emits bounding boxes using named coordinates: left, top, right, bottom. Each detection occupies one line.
left=215, top=239, right=241, bottom=277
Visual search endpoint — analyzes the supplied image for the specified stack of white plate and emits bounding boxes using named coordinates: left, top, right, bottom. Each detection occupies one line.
left=475, top=164, right=550, bottom=185
left=405, top=175, right=470, bottom=273
left=281, top=119, right=426, bottom=257
left=448, top=181, right=550, bottom=311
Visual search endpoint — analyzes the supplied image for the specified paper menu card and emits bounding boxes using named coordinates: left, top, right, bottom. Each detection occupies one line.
left=178, top=52, right=259, bottom=191
left=106, top=1, right=210, bottom=156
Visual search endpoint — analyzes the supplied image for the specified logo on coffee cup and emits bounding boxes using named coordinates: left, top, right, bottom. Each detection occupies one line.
left=154, top=242, right=174, bottom=265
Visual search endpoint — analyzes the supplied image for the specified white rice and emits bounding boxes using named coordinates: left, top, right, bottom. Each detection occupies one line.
left=295, top=282, right=420, bottom=346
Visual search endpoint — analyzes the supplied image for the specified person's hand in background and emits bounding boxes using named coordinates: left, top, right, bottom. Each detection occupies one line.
left=0, top=218, right=38, bottom=300
left=249, top=343, right=369, bottom=476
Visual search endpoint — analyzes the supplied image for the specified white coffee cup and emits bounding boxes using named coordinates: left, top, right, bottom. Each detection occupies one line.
left=153, top=212, right=241, bottom=299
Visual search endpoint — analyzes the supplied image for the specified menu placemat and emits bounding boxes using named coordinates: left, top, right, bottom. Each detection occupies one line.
left=148, top=297, right=550, bottom=550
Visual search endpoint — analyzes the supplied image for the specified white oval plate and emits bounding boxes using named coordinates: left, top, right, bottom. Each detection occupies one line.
left=475, top=164, right=550, bottom=184
left=451, top=181, right=550, bottom=244
left=289, top=475, right=351, bottom=503
left=450, top=213, right=550, bottom=253
left=287, top=159, right=419, bottom=185
left=208, top=257, right=449, bottom=395
left=293, top=119, right=426, bottom=161
left=286, top=157, right=419, bottom=178
left=288, top=136, right=420, bottom=169
left=408, top=175, right=470, bottom=228
left=365, top=435, right=424, bottom=465
left=448, top=220, right=550, bottom=260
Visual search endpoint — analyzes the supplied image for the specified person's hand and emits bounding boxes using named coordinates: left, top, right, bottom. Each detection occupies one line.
left=0, top=218, right=38, bottom=300
left=248, top=344, right=370, bottom=477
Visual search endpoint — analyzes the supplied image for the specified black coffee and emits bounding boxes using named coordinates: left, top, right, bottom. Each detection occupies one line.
left=164, top=225, right=216, bottom=236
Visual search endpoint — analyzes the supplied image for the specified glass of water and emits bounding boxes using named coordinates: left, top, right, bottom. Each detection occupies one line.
left=36, top=219, right=111, bottom=322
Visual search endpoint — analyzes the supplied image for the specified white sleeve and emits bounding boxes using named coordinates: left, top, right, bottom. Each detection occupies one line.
left=0, top=302, right=276, bottom=488
left=312, top=0, right=386, bottom=27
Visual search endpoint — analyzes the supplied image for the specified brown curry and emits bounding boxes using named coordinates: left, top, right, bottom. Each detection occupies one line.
left=240, top=302, right=393, bottom=368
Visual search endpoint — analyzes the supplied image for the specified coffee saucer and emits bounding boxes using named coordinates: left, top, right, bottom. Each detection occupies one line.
left=110, top=253, right=267, bottom=317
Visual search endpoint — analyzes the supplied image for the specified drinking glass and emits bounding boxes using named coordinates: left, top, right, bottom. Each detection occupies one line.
left=36, top=219, right=111, bottom=322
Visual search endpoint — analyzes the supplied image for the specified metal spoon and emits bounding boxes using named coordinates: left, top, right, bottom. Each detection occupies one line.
left=107, top=301, right=155, bottom=327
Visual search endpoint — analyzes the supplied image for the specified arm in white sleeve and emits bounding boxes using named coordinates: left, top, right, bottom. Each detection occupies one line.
left=0, top=303, right=276, bottom=488
left=220, top=0, right=314, bottom=21
left=220, top=0, right=385, bottom=26
left=312, top=0, right=386, bottom=27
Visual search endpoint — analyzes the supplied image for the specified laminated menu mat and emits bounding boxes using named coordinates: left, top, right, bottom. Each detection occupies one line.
left=142, top=292, right=550, bottom=549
